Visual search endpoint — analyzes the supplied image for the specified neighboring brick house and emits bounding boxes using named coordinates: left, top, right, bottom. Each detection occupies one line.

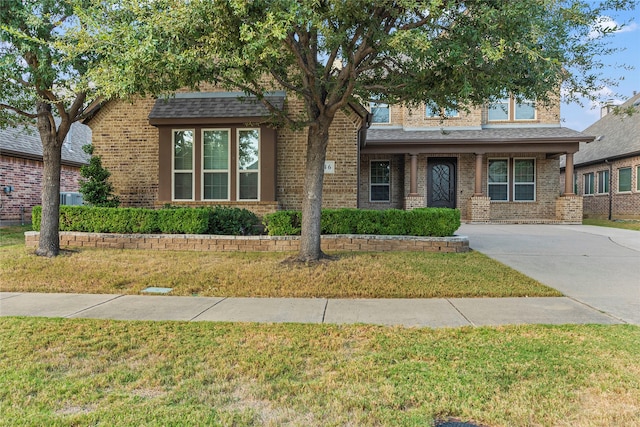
left=84, top=86, right=592, bottom=223
left=0, top=123, right=90, bottom=225
left=560, top=92, right=640, bottom=219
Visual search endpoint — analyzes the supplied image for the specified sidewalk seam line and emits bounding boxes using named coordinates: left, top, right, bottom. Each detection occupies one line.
left=189, top=297, right=228, bottom=321
left=64, top=294, right=125, bottom=319
left=321, top=299, right=329, bottom=324
left=563, top=295, right=628, bottom=324
left=446, top=299, right=475, bottom=327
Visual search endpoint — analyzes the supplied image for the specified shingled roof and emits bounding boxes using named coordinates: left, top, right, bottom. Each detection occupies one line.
left=148, top=91, right=286, bottom=121
left=566, top=93, right=640, bottom=167
left=0, top=122, right=91, bottom=167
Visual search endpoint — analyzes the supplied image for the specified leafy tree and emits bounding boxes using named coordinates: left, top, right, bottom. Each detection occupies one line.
left=79, top=144, right=120, bottom=207
left=80, top=0, right=635, bottom=261
left=0, top=0, right=97, bottom=257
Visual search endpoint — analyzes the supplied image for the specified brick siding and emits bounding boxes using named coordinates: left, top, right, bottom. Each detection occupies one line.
left=0, top=154, right=81, bottom=223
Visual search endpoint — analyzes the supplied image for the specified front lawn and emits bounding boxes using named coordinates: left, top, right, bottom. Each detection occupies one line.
left=0, top=237, right=559, bottom=298
left=583, top=218, right=640, bottom=231
left=1, top=318, right=638, bottom=426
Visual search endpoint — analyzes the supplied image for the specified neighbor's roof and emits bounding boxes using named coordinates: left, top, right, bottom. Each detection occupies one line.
left=0, top=122, right=91, bottom=166
left=566, top=93, right=640, bottom=167
left=148, top=91, right=286, bottom=120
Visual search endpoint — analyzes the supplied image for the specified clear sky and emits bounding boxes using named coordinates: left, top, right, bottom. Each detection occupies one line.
left=561, top=5, right=640, bottom=131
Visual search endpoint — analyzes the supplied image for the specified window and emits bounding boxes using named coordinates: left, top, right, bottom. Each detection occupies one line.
left=488, top=97, right=536, bottom=121
left=513, top=159, right=535, bottom=201
left=370, top=160, right=390, bottom=202
left=237, top=129, right=260, bottom=200
left=597, top=170, right=609, bottom=194
left=370, top=102, right=390, bottom=124
left=488, top=159, right=508, bottom=201
left=426, top=106, right=459, bottom=118
left=618, top=167, right=632, bottom=192
left=173, top=130, right=194, bottom=200
left=202, top=129, right=230, bottom=200
left=583, top=173, right=594, bottom=195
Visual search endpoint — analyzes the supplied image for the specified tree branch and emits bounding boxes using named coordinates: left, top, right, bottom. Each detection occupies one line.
left=0, top=103, right=38, bottom=119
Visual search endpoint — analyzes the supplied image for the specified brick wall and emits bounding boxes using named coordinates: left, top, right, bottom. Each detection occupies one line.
left=89, top=91, right=362, bottom=215
left=25, top=231, right=469, bottom=253
left=571, top=156, right=640, bottom=219
left=0, top=154, right=81, bottom=223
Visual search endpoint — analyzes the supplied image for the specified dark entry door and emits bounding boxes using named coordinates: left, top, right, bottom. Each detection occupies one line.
left=427, top=158, right=457, bottom=209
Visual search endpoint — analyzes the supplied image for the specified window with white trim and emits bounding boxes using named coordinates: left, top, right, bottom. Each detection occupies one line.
left=515, top=100, right=536, bottom=120
left=237, top=129, right=260, bottom=200
left=513, top=158, right=535, bottom=201
left=202, top=129, right=230, bottom=200
left=488, top=159, right=508, bottom=201
left=583, top=172, right=594, bottom=195
left=488, top=97, right=536, bottom=121
left=618, top=167, right=632, bottom=192
left=488, top=99, right=510, bottom=121
left=370, top=160, right=390, bottom=202
left=370, top=102, right=390, bottom=124
left=596, top=170, right=609, bottom=194
left=172, top=129, right=194, bottom=200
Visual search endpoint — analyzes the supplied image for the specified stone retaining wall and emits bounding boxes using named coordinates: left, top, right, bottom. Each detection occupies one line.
left=24, top=232, right=469, bottom=253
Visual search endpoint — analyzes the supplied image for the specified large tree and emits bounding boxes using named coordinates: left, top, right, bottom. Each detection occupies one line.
left=0, top=0, right=97, bottom=257
left=82, top=0, right=634, bottom=261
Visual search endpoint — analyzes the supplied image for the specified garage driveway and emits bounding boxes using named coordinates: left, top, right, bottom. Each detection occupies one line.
left=458, top=224, right=640, bottom=325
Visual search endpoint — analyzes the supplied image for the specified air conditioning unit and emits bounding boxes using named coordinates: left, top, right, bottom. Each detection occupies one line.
left=60, top=192, right=84, bottom=206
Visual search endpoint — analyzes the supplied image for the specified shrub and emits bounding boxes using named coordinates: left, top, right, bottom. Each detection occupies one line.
left=206, top=206, right=260, bottom=235
left=78, top=144, right=120, bottom=207
left=156, top=208, right=209, bottom=234
left=264, top=208, right=460, bottom=237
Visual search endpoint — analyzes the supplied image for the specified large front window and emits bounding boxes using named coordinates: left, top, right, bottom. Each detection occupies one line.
left=370, top=160, right=390, bottom=202
left=488, top=159, right=508, bottom=201
left=238, top=129, right=260, bottom=200
left=513, top=159, right=535, bottom=201
left=173, top=130, right=194, bottom=200
left=203, top=129, right=230, bottom=200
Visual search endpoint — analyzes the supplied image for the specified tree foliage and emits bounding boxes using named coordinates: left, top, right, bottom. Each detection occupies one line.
left=1, top=0, right=99, bottom=257
left=78, top=0, right=636, bottom=260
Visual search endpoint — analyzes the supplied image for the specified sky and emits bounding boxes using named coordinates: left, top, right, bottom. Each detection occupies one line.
left=561, top=5, right=640, bottom=131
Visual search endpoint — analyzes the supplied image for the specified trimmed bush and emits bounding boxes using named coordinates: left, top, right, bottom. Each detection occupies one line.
left=32, top=205, right=260, bottom=235
left=264, top=208, right=460, bottom=237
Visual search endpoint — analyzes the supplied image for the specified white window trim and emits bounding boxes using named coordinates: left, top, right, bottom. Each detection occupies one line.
left=596, top=170, right=609, bottom=195
left=237, top=128, right=261, bottom=201
left=618, top=167, right=632, bottom=193
left=513, top=158, right=536, bottom=202
left=487, top=158, right=509, bottom=202
left=369, top=159, right=391, bottom=202
left=488, top=99, right=510, bottom=122
left=583, top=172, right=595, bottom=196
left=201, top=128, right=231, bottom=202
left=488, top=97, right=537, bottom=121
left=514, top=99, right=537, bottom=121
left=172, top=129, right=195, bottom=201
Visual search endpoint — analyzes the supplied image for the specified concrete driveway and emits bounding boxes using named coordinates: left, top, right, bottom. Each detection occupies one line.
left=458, top=224, right=640, bottom=325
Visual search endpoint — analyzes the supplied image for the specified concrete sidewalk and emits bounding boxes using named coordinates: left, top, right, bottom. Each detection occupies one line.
left=0, top=292, right=622, bottom=328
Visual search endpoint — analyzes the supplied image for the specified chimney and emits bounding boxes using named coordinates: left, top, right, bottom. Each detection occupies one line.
left=601, top=99, right=615, bottom=118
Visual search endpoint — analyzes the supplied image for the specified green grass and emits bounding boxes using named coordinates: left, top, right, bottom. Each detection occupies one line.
left=1, top=318, right=638, bottom=426
left=583, top=218, right=640, bottom=231
left=0, top=241, right=559, bottom=298
left=0, top=225, right=31, bottom=247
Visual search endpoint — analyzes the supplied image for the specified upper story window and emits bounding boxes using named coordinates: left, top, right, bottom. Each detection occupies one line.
left=426, top=106, right=459, bottom=118
left=370, top=102, right=390, bottom=124
left=488, top=97, right=536, bottom=121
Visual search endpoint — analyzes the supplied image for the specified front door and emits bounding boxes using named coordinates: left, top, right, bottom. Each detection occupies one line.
left=427, top=158, right=457, bottom=209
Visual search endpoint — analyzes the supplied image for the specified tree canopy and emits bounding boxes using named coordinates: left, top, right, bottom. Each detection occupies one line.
left=77, top=0, right=636, bottom=260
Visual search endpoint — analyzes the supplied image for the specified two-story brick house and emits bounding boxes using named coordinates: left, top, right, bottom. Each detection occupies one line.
left=84, top=86, right=592, bottom=223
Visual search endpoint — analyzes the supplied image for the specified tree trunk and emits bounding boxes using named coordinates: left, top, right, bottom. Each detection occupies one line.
left=35, top=103, right=63, bottom=257
left=298, top=118, right=331, bottom=262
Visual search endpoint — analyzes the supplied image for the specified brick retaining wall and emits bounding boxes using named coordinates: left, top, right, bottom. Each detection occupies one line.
left=25, top=232, right=469, bottom=253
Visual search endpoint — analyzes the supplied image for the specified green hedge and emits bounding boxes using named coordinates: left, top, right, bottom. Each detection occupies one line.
left=31, top=206, right=259, bottom=235
left=263, top=208, right=460, bottom=237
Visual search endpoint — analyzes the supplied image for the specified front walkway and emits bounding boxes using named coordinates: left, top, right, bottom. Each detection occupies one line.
left=459, top=224, right=640, bottom=325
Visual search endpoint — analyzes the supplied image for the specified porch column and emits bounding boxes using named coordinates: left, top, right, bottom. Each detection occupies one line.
left=409, top=154, right=418, bottom=196
left=474, top=153, right=484, bottom=195
left=564, top=152, right=575, bottom=195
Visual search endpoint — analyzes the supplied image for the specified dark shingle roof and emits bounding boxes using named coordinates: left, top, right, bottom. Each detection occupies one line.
left=569, top=93, right=640, bottom=166
left=366, top=126, right=592, bottom=144
left=0, top=122, right=91, bottom=166
left=148, top=91, right=286, bottom=120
